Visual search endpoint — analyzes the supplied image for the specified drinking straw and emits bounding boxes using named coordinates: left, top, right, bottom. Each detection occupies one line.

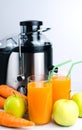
left=66, top=60, right=82, bottom=78
left=47, top=59, right=72, bottom=82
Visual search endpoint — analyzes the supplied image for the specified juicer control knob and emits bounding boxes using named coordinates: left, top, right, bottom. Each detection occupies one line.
left=17, top=75, right=25, bottom=82
left=17, top=85, right=27, bottom=96
left=48, top=66, right=58, bottom=73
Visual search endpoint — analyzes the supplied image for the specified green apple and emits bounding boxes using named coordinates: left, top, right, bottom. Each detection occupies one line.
left=72, top=93, right=82, bottom=117
left=52, top=99, right=79, bottom=126
left=4, top=94, right=27, bottom=118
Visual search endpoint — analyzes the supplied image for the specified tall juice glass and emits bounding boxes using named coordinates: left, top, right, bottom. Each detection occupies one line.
left=51, top=75, right=71, bottom=104
left=27, top=75, right=52, bottom=125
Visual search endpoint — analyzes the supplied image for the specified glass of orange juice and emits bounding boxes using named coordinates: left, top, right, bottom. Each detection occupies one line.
left=51, top=75, right=71, bottom=104
left=27, top=75, right=52, bottom=125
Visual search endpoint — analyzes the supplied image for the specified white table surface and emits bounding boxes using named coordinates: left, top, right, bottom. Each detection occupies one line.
left=0, top=85, right=82, bottom=130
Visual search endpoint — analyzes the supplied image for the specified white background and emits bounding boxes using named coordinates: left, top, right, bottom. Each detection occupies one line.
left=0, top=0, right=82, bottom=90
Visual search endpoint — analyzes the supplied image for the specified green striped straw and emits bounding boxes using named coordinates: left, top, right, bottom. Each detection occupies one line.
left=66, top=60, right=82, bottom=78
left=47, top=59, right=72, bottom=82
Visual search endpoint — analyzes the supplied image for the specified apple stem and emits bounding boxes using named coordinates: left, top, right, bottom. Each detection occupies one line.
left=13, top=92, right=16, bottom=96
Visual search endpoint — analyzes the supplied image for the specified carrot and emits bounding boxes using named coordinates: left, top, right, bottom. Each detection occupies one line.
left=0, top=111, right=35, bottom=128
left=0, top=85, right=27, bottom=100
left=0, top=96, right=6, bottom=109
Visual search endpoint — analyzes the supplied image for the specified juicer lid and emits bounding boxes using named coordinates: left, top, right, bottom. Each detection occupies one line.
left=20, top=20, right=43, bottom=26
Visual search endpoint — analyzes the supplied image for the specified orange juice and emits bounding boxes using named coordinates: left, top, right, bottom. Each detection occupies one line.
left=51, top=75, right=71, bottom=103
left=27, top=81, right=52, bottom=125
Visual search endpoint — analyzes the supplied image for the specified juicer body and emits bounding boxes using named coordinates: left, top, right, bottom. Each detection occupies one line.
left=0, top=20, right=56, bottom=90
left=6, top=45, right=52, bottom=89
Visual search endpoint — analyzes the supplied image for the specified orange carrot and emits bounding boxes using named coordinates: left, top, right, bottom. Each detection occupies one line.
left=0, top=85, right=27, bottom=100
left=0, top=96, right=6, bottom=109
left=0, top=111, right=35, bottom=128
